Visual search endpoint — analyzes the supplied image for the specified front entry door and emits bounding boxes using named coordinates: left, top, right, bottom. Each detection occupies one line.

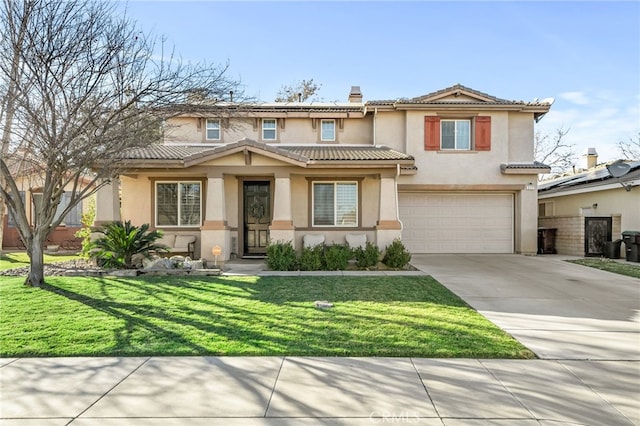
left=584, top=217, right=612, bottom=257
left=243, top=181, right=271, bottom=256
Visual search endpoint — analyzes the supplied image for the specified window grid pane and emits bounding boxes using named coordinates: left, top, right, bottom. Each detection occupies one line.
left=321, top=120, right=335, bottom=141
left=206, top=119, right=220, bottom=140
left=156, top=183, right=178, bottom=226
left=263, top=119, right=276, bottom=140
left=179, top=183, right=201, bottom=226
left=441, top=121, right=455, bottom=149
left=457, top=120, right=470, bottom=149
left=313, top=183, right=334, bottom=226
left=7, top=191, right=25, bottom=228
left=336, top=183, right=357, bottom=226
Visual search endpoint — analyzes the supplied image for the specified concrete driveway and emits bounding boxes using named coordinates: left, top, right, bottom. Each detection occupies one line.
left=411, top=254, right=640, bottom=360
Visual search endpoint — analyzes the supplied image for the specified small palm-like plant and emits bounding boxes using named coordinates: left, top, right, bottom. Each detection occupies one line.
left=90, top=221, right=168, bottom=269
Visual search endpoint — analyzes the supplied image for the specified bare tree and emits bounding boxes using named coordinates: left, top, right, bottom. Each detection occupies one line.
left=617, top=132, right=640, bottom=160
left=0, top=0, right=242, bottom=286
left=534, top=127, right=576, bottom=176
left=275, top=78, right=322, bottom=102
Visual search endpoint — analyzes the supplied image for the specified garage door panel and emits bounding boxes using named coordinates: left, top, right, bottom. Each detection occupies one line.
left=399, top=193, right=514, bottom=254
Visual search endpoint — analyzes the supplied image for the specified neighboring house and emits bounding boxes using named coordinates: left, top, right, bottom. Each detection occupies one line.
left=96, top=84, right=552, bottom=261
left=538, top=150, right=640, bottom=256
left=2, top=152, right=91, bottom=250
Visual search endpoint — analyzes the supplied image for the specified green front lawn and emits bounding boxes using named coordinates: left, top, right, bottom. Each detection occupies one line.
left=567, top=258, right=640, bottom=279
left=0, top=252, right=83, bottom=271
left=0, top=275, right=533, bottom=358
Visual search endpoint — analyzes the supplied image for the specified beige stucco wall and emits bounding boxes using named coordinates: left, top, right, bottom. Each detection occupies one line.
left=165, top=115, right=374, bottom=145
left=118, top=95, right=544, bottom=257
left=117, top=156, right=394, bottom=261
left=393, top=111, right=532, bottom=185
left=540, top=187, right=640, bottom=236
left=507, top=112, right=535, bottom=162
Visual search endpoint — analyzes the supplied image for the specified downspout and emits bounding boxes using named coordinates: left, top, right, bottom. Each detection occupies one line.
left=373, top=108, right=378, bottom=147
left=396, top=163, right=403, bottom=230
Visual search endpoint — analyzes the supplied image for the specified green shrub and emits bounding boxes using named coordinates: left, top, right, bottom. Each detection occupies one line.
left=89, top=220, right=167, bottom=269
left=266, top=241, right=298, bottom=271
left=323, top=244, right=351, bottom=270
left=299, top=245, right=324, bottom=271
left=353, top=242, right=381, bottom=269
left=382, top=239, right=412, bottom=269
left=74, top=197, right=96, bottom=258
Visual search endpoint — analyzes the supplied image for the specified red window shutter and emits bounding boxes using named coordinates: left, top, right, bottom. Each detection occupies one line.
left=475, top=116, right=491, bottom=151
left=424, top=116, right=440, bottom=150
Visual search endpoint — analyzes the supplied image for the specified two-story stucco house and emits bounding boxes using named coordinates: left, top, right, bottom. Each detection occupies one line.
left=95, top=84, right=552, bottom=262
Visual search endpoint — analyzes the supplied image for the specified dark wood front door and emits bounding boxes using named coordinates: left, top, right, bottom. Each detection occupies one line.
left=243, top=181, right=271, bottom=256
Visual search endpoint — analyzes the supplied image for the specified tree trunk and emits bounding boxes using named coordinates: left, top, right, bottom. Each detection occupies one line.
left=25, top=236, right=46, bottom=287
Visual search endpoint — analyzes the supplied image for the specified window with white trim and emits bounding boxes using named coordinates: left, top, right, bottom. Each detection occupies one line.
left=320, top=120, right=335, bottom=141
left=262, top=119, right=277, bottom=140
left=441, top=119, right=470, bottom=150
left=312, top=181, right=357, bottom=227
left=156, top=181, right=201, bottom=227
left=206, top=119, right=220, bottom=140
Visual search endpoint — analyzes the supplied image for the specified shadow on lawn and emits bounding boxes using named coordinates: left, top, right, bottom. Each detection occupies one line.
left=37, top=275, right=530, bottom=358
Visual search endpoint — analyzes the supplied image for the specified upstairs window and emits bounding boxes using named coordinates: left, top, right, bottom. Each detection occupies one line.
left=441, top=119, right=470, bottom=150
left=206, top=119, right=220, bottom=140
left=262, top=119, right=277, bottom=140
left=321, top=120, right=335, bottom=141
left=424, top=116, right=491, bottom=151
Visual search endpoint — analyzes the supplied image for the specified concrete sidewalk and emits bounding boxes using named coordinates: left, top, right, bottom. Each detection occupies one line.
left=1, top=356, right=638, bottom=425
left=2, top=255, right=639, bottom=425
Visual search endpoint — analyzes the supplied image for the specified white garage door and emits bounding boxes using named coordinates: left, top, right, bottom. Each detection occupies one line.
left=399, top=193, right=514, bottom=253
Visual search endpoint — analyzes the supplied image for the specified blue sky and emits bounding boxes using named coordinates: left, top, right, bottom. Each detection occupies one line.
left=121, top=1, right=639, bottom=163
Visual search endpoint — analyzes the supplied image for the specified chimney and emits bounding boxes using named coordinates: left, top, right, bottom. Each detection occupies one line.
left=185, top=88, right=207, bottom=104
left=583, top=148, right=598, bottom=169
left=348, top=86, right=362, bottom=103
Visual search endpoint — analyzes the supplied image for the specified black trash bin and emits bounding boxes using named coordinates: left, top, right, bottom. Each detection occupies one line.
left=538, top=228, right=557, bottom=254
left=621, top=231, right=640, bottom=262
left=603, top=239, right=623, bottom=259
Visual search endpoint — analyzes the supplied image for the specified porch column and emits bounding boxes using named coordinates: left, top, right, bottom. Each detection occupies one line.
left=200, top=175, right=230, bottom=262
left=94, top=178, right=120, bottom=226
left=376, top=173, right=402, bottom=250
left=269, top=172, right=295, bottom=247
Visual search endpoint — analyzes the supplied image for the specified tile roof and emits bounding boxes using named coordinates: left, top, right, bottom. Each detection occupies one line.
left=119, top=145, right=214, bottom=161
left=367, top=84, right=551, bottom=107
left=118, top=141, right=413, bottom=165
left=501, top=162, right=551, bottom=170
left=279, top=145, right=413, bottom=161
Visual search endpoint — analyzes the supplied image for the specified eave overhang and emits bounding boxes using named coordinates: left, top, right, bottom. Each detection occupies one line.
left=114, top=139, right=415, bottom=171
left=500, top=162, right=551, bottom=175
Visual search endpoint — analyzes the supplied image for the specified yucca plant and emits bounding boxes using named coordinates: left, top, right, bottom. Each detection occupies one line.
left=89, top=221, right=168, bottom=269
